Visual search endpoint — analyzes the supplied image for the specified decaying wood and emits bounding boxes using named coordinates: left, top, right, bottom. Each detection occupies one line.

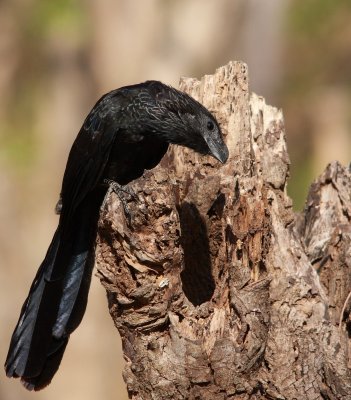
left=96, top=61, right=351, bottom=400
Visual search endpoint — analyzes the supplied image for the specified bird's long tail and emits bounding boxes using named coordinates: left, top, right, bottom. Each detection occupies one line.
left=5, top=190, right=104, bottom=390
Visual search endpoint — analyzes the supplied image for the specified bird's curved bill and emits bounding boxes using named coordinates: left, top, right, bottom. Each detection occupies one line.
left=206, top=136, right=229, bottom=164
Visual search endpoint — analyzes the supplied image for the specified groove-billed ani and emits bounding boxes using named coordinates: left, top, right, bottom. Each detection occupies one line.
left=5, top=80, right=228, bottom=390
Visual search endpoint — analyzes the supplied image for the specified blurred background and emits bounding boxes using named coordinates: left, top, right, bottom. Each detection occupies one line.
left=1, top=0, right=350, bottom=399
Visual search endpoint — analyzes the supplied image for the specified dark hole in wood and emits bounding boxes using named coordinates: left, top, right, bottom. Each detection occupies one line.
left=207, top=192, right=226, bottom=218
left=346, top=318, right=351, bottom=338
left=178, top=202, right=214, bottom=306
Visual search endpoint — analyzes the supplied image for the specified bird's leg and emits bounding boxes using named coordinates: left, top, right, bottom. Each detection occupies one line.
left=102, top=179, right=137, bottom=223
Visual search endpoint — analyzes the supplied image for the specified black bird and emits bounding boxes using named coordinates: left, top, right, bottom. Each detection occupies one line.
left=5, top=80, right=228, bottom=390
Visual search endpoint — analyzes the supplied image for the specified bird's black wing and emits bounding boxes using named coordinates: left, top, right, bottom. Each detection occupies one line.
left=59, top=92, right=122, bottom=225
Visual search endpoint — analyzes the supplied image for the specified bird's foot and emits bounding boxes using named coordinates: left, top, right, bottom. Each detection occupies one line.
left=104, top=179, right=137, bottom=200
left=103, top=179, right=137, bottom=224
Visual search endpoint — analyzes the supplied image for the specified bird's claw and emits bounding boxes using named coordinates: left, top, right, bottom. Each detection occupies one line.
left=103, top=179, right=137, bottom=201
left=103, top=179, right=137, bottom=224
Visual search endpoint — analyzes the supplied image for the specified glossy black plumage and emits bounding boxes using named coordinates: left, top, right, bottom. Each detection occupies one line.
left=5, top=80, right=228, bottom=390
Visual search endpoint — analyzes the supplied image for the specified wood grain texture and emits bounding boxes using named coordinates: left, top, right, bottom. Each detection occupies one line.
left=96, top=61, right=351, bottom=399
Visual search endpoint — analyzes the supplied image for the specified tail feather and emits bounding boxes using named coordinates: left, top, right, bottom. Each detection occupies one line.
left=5, top=229, right=61, bottom=379
left=53, top=192, right=101, bottom=338
left=54, top=249, right=96, bottom=338
left=5, top=190, right=103, bottom=390
left=22, top=337, right=68, bottom=391
left=52, top=250, right=90, bottom=338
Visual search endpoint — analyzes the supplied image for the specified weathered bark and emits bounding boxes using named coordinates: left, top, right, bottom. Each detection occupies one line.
left=96, top=61, right=351, bottom=400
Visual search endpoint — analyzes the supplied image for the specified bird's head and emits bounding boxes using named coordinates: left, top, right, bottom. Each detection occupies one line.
left=174, top=109, right=229, bottom=164
left=137, top=81, right=229, bottom=164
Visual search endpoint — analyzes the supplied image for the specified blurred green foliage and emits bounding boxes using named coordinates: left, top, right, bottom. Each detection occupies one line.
left=1, top=126, right=38, bottom=172
left=26, top=0, right=85, bottom=38
left=288, top=158, right=314, bottom=211
left=289, top=0, right=347, bottom=37
left=1, top=80, right=40, bottom=174
left=1, top=0, right=87, bottom=173
left=284, top=0, right=351, bottom=210
left=287, top=0, right=351, bottom=88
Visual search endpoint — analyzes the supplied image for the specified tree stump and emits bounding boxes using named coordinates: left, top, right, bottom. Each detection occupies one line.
left=96, top=61, right=351, bottom=400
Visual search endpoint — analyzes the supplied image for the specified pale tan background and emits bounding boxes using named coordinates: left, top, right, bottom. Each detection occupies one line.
left=1, top=1, right=351, bottom=399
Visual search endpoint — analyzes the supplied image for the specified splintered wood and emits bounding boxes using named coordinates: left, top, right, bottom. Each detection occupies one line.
left=96, top=61, right=351, bottom=400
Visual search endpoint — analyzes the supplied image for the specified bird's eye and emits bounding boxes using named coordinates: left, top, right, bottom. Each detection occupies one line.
left=207, top=120, right=215, bottom=131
